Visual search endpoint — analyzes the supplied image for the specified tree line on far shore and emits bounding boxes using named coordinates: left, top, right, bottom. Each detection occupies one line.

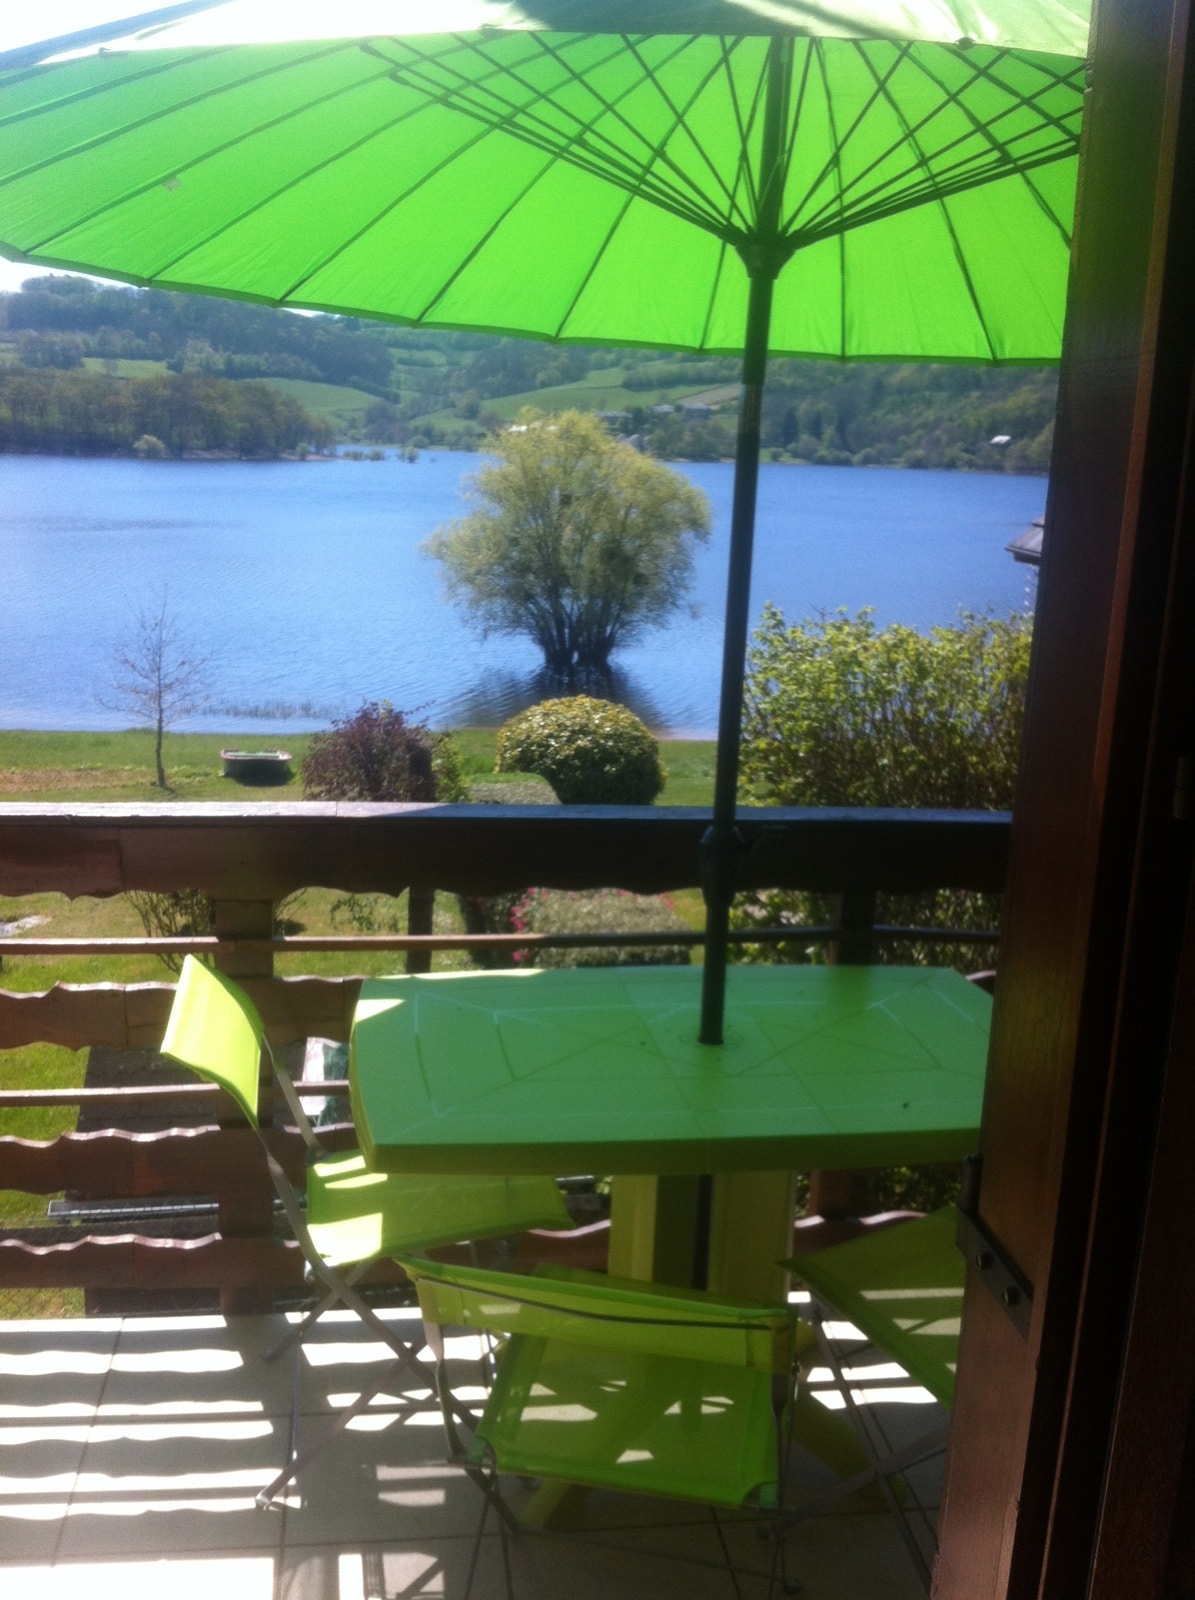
left=3, top=274, right=1056, bottom=467
left=0, top=366, right=331, bottom=457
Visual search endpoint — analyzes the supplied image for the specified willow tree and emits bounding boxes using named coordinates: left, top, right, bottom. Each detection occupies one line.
left=425, top=410, right=711, bottom=675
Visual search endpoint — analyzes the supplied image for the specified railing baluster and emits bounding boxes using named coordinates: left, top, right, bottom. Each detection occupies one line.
left=405, top=886, right=435, bottom=974
left=0, top=806, right=1010, bottom=1305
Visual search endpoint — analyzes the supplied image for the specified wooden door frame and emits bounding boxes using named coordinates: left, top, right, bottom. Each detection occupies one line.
left=936, top=0, right=1195, bottom=1594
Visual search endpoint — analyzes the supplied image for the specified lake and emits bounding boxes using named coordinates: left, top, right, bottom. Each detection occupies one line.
left=0, top=452, right=1043, bottom=737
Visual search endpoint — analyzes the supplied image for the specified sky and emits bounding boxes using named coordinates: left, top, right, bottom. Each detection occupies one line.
left=0, top=259, right=103, bottom=294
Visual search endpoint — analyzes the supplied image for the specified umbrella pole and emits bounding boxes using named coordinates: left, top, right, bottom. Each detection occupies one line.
left=699, top=266, right=776, bottom=1046
left=698, top=35, right=791, bottom=1048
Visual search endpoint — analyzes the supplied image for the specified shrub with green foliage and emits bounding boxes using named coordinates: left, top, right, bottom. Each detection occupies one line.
left=741, top=605, right=1030, bottom=809
left=126, top=887, right=215, bottom=974
left=495, top=696, right=664, bottom=805
left=302, top=701, right=467, bottom=803
left=512, top=889, right=691, bottom=968
left=735, top=606, right=1032, bottom=972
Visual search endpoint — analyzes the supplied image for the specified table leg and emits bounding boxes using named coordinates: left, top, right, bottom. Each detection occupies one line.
left=610, top=1171, right=797, bottom=1302
left=607, top=1174, right=701, bottom=1285
left=607, top=1169, right=874, bottom=1496
left=707, top=1170, right=798, bottom=1302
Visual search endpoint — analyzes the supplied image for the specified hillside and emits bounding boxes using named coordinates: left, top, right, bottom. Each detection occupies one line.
left=0, top=273, right=1056, bottom=469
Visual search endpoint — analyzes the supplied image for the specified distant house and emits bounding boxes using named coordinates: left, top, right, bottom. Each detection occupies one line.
left=1006, top=515, right=1044, bottom=565
left=989, top=433, right=1013, bottom=446
left=651, top=403, right=676, bottom=415
left=681, top=401, right=711, bottom=417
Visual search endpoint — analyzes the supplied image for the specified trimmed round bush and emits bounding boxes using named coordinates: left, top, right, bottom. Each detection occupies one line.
left=495, top=696, right=664, bottom=805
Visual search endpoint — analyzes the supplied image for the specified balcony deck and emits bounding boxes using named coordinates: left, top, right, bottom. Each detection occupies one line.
left=1, top=1300, right=940, bottom=1600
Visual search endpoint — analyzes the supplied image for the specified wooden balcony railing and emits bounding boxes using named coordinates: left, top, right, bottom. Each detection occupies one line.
left=0, top=802, right=1010, bottom=1311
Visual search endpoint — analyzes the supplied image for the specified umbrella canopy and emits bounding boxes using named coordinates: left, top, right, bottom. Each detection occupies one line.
left=0, top=0, right=1090, bottom=1039
left=0, top=2, right=1084, bottom=359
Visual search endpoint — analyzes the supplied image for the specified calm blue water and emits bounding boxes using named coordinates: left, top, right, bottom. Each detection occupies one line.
left=0, top=452, right=1042, bottom=736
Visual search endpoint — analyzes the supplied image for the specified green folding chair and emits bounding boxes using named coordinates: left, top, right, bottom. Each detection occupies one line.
left=399, top=1253, right=799, bottom=1600
left=161, top=955, right=575, bottom=1510
left=786, top=1207, right=964, bottom=1590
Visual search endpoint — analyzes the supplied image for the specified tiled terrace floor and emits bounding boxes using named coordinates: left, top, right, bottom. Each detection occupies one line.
left=0, top=1300, right=942, bottom=1600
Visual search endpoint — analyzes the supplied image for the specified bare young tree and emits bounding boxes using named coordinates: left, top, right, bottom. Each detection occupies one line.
left=105, top=593, right=211, bottom=789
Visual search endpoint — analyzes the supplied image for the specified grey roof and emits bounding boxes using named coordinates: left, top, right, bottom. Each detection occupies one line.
left=1007, top=516, right=1044, bottom=565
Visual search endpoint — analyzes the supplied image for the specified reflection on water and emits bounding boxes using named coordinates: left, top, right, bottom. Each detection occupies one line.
left=0, top=452, right=1042, bottom=736
left=440, top=665, right=670, bottom=731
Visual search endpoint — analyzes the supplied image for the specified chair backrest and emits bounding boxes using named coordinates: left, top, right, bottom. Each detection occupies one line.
left=792, top=1206, right=963, bottom=1409
left=161, top=954, right=265, bottom=1128
left=399, top=1256, right=793, bottom=1373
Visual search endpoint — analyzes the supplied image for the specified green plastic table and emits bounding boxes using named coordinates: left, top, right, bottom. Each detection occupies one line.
left=350, top=964, right=990, bottom=1301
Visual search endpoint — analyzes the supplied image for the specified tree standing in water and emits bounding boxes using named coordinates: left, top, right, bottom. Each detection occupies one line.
left=425, top=410, right=711, bottom=676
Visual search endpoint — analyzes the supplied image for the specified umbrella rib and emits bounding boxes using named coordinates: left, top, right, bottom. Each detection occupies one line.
left=781, top=39, right=816, bottom=206
left=544, top=185, right=640, bottom=342
left=786, top=138, right=1076, bottom=253
left=526, top=31, right=742, bottom=231
left=0, top=40, right=357, bottom=178
left=20, top=67, right=496, bottom=291
left=619, top=32, right=758, bottom=234
left=777, top=39, right=919, bottom=242
left=789, top=46, right=1081, bottom=247
left=378, top=31, right=749, bottom=241
left=853, top=55, right=999, bottom=361
left=0, top=44, right=411, bottom=260
left=0, top=41, right=230, bottom=131
left=810, top=42, right=850, bottom=360
left=890, top=46, right=1080, bottom=248
left=370, top=32, right=710, bottom=226
left=696, top=236, right=736, bottom=351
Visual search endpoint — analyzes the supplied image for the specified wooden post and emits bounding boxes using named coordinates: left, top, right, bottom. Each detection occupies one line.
left=810, top=886, right=879, bottom=1219
left=212, top=898, right=275, bottom=1315
left=405, top=887, right=435, bottom=975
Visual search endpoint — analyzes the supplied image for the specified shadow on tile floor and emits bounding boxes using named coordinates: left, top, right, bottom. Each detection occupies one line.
left=1, top=1306, right=941, bottom=1600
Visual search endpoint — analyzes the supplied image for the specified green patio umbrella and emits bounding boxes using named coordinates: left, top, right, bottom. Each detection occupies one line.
left=0, top=0, right=1089, bottom=1041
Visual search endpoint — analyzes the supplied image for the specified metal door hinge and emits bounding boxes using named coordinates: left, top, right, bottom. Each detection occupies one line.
left=956, top=1154, right=1034, bottom=1340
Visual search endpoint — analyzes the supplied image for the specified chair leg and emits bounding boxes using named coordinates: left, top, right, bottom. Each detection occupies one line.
left=463, top=1456, right=516, bottom=1600
left=791, top=1309, right=940, bottom=1592
left=263, top=1263, right=370, bottom=1364
left=256, top=1351, right=428, bottom=1510
left=708, top=1506, right=746, bottom=1600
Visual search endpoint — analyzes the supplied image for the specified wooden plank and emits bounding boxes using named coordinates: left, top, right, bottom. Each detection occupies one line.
left=0, top=824, right=122, bottom=898
left=0, top=1126, right=316, bottom=1197
left=0, top=1082, right=350, bottom=1109
left=0, top=976, right=360, bottom=1050
left=0, top=1232, right=306, bottom=1289
left=0, top=983, right=170, bottom=1050
left=0, top=806, right=1011, bottom=902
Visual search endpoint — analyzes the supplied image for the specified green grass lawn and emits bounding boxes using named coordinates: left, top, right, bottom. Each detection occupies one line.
left=80, top=356, right=172, bottom=378
left=257, top=375, right=379, bottom=425
left=482, top=376, right=733, bottom=419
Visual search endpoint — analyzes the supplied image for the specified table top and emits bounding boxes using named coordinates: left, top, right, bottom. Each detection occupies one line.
left=349, top=964, right=991, bottom=1177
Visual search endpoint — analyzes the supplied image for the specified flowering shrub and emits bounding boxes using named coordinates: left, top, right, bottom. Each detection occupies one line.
left=302, top=701, right=467, bottom=802
left=495, top=696, right=664, bottom=805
